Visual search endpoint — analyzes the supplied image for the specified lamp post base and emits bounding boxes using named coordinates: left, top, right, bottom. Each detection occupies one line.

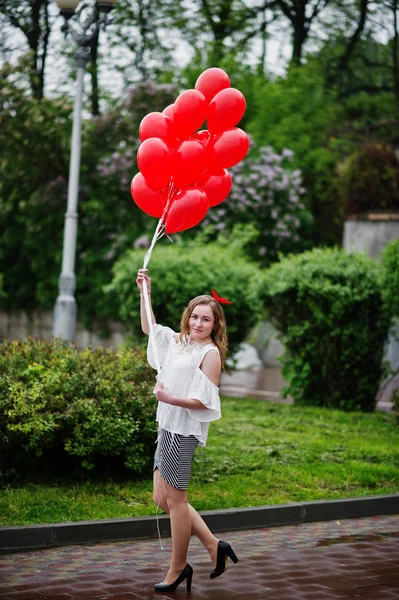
left=53, top=294, right=77, bottom=341
left=53, top=273, right=77, bottom=341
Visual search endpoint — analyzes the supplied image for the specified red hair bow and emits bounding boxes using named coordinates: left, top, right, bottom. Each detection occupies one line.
left=211, top=289, right=232, bottom=305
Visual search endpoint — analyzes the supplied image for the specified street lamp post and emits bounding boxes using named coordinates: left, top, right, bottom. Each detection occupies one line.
left=53, top=0, right=117, bottom=341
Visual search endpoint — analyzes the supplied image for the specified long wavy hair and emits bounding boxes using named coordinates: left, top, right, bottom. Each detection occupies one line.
left=179, top=295, right=228, bottom=366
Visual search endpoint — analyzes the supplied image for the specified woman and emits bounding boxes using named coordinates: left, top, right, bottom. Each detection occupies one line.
left=136, top=268, right=238, bottom=593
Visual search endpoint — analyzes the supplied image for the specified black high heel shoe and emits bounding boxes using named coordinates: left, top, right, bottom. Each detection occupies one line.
left=210, top=540, right=239, bottom=579
left=154, top=563, right=193, bottom=592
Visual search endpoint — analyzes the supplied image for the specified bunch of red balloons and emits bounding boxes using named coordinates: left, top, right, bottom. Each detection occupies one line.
left=130, top=67, right=249, bottom=234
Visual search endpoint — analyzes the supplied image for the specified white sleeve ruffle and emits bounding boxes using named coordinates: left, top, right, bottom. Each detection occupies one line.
left=186, top=368, right=221, bottom=423
left=147, top=324, right=175, bottom=370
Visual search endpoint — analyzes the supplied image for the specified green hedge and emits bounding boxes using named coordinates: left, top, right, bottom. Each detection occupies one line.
left=393, top=390, right=399, bottom=424
left=106, top=237, right=264, bottom=356
left=261, top=248, right=391, bottom=411
left=0, top=274, right=5, bottom=300
left=381, top=238, right=399, bottom=424
left=381, top=237, right=399, bottom=319
left=0, top=339, right=157, bottom=480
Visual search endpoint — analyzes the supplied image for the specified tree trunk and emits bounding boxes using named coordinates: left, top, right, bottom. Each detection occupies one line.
left=327, top=0, right=368, bottom=87
left=28, top=0, right=43, bottom=98
left=89, top=27, right=100, bottom=116
left=200, top=0, right=233, bottom=64
left=392, top=0, right=399, bottom=107
left=275, top=0, right=332, bottom=67
left=38, top=0, right=50, bottom=98
left=291, top=25, right=307, bottom=65
left=258, top=10, right=268, bottom=74
left=290, top=3, right=307, bottom=65
left=10, top=0, right=52, bottom=99
left=275, top=0, right=313, bottom=66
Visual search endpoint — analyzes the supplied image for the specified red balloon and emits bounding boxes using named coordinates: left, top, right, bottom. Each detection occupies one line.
left=172, top=139, right=207, bottom=189
left=195, top=68, right=231, bottom=103
left=197, top=169, right=232, bottom=207
left=191, top=129, right=211, bottom=146
left=165, top=187, right=209, bottom=234
left=208, top=88, right=246, bottom=134
left=139, top=112, right=174, bottom=146
left=208, top=128, right=250, bottom=169
left=130, top=173, right=167, bottom=218
left=173, top=89, right=207, bottom=140
left=137, top=138, right=172, bottom=191
left=162, top=104, right=175, bottom=122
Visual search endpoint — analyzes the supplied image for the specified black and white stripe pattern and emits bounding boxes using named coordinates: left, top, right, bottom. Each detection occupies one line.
left=154, top=429, right=199, bottom=490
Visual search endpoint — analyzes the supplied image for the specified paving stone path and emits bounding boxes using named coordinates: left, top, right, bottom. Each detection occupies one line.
left=0, top=514, right=398, bottom=600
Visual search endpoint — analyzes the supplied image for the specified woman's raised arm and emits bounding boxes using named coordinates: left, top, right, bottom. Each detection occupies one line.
left=136, top=269, right=156, bottom=335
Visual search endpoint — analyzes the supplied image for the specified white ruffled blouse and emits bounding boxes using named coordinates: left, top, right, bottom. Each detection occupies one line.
left=147, top=324, right=222, bottom=447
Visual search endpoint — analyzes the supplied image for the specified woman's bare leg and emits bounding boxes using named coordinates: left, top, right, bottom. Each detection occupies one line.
left=161, top=478, right=191, bottom=583
left=153, top=469, right=218, bottom=567
left=153, top=468, right=167, bottom=510
left=187, top=503, right=218, bottom=565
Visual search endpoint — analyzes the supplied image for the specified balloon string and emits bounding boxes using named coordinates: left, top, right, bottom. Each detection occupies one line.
left=143, top=184, right=175, bottom=270
left=141, top=184, right=177, bottom=375
left=140, top=183, right=177, bottom=547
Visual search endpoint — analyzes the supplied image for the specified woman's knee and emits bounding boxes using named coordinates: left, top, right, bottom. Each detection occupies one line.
left=163, top=482, right=188, bottom=509
left=153, top=481, right=168, bottom=511
left=153, top=470, right=168, bottom=511
left=153, top=489, right=168, bottom=512
left=154, top=496, right=169, bottom=512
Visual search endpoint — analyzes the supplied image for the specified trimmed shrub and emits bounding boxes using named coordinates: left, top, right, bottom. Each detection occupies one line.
left=0, top=275, right=5, bottom=299
left=106, top=235, right=264, bottom=356
left=393, top=390, right=399, bottom=424
left=381, top=238, right=399, bottom=425
left=338, top=142, right=399, bottom=217
left=261, top=248, right=391, bottom=411
left=0, top=338, right=157, bottom=480
left=381, top=237, right=399, bottom=319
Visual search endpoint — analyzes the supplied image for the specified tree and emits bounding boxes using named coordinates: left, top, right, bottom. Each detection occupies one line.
left=308, top=0, right=399, bottom=110
left=157, top=0, right=278, bottom=69
left=197, top=0, right=273, bottom=64
left=310, top=28, right=399, bottom=144
left=0, top=69, right=178, bottom=324
left=274, top=0, right=333, bottom=65
left=0, top=0, right=53, bottom=99
left=0, top=58, right=71, bottom=310
left=326, top=0, right=369, bottom=86
left=382, top=0, right=399, bottom=106
left=249, top=63, right=342, bottom=245
left=87, top=24, right=100, bottom=116
left=0, top=0, right=121, bottom=115
left=106, top=0, right=176, bottom=87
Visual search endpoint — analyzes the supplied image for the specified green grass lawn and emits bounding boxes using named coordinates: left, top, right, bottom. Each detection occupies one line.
left=1, top=398, right=398, bottom=527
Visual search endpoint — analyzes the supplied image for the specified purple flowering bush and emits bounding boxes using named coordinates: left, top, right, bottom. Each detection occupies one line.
left=97, top=148, right=136, bottom=194
left=204, top=144, right=312, bottom=265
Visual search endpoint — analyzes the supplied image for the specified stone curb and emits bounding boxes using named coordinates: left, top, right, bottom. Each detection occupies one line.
left=1, top=494, right=398, bottom=555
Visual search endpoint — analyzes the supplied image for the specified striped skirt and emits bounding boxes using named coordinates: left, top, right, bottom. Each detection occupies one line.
left=153, top=429, right=199, bottom=490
